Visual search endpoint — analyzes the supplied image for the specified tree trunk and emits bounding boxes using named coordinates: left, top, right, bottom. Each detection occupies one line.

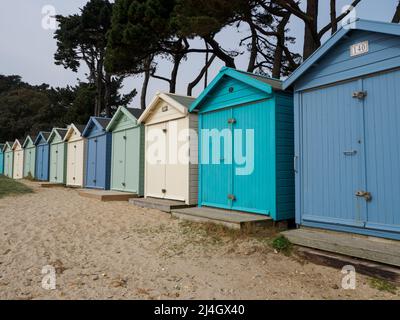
left=247, top=23, right=258, bottom=73
left=104, top=73, right=112, bottom=117
left=303, top=0, right=320, bottom=60
left=170, top=54, right=184, bottom=94
left=330, top=0, right=338, bottom=34
left=187, top=54, right=216, bottom=96
left=272, top=13, right=291, bottom=79
left=205, top=36, right=236, bottom=68
left=140, top=57, right=152, bottom=110
left=393, top=1, right=400, bottom=23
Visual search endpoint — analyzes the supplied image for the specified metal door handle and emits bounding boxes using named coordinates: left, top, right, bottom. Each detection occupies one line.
left=228, top=194, right=236, bottom=201
left=355, top=191, right=372, bottom=202
left=344, top=150, right=357, bottom=156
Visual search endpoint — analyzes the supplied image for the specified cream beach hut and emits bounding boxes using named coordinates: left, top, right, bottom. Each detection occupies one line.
left=64, top=124, right=87, bottom=187
left=3, top=142, right=13, bottom=178
left=138, top=92, right=198, bottom=205
left=12, top=139, right=24, bottom=180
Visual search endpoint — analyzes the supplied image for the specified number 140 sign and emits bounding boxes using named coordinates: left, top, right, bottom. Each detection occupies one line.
left=350, top=41, right=369, bottom=57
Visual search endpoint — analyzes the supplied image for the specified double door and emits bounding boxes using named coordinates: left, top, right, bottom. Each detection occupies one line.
left=300, top=70, right=400, bottom=234
left=146, top=119, right=187, bottom=201
left=200, top=100, right=271, bottom=215
left=86, top=136, right=107, bottom=189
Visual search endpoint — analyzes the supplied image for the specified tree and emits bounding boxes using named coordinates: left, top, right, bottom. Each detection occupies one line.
left=274, top=0, right=363, bottom=59
left=54, top=0, right=127, bottom=117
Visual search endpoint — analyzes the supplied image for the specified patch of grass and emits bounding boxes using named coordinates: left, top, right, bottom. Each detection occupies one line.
left=178, top=220, right=282, bottom=249
left=368, top=278, right=398, bottom=294
left=271, top=235, right=293, bottom=255
left=0, top=175, right=33, bottom=199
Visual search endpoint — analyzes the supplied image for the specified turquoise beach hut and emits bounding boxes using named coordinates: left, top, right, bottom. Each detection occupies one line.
left=190, top=67, right=294, bottom=221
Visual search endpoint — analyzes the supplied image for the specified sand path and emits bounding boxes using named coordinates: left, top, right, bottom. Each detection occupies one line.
left=0, top=181, right=398, bottom=300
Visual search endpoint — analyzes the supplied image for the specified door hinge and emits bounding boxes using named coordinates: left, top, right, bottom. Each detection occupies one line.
left=228, top=118, right=236, bottom=124
left=228, top=194, right=236, bottom=201
left=355, top=191, right=372, bottom=202
left=352, top=91, right=367, bottom=99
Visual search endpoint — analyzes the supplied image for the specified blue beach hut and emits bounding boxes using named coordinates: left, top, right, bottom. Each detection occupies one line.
left=34, top=132, right=51, bottom=181
left=82, top=117, right=112, bottom=190
left=283, top=19, right=400, bottom=240
left=190, top=67, right=294, bottom=221
left=0, top=144, right=4, bottom=175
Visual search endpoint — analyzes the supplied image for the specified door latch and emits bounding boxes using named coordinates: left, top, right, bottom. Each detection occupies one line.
left=162, top=129, right=167, bottom=133
left=343, top=150, right=357, bottom=156
left=228, top=194, right=236, bottom=201
left=355, top=191, right=372, bottom=202
left=122, top=182, right=126, bottom=187
left=162, top=189, right=166, bottom=194
left=228, top=118, right=236, bottom=124
left=352, top=91, right=367, bottom=99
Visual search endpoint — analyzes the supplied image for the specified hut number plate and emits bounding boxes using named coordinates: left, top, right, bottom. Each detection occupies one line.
left=350, top=41, right=369, bottom=57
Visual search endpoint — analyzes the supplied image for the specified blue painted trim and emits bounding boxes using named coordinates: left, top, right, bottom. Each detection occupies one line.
left=82, top=117, right=111, bottom=138
left=283, top=18, right=400, bottom=90
left=190, top=67, right=274, bottom=112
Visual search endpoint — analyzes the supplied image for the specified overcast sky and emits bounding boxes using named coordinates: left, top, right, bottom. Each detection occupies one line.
left=0, top=0, right=398, bottom=107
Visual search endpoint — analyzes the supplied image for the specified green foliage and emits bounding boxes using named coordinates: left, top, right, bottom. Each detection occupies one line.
left=272, top=235, right=292, bottom=255
left=369, top=278, right=398, bottom=294
left=106, top=0, right=177, bottom=74
left=0, top=176, right=33, bottom=199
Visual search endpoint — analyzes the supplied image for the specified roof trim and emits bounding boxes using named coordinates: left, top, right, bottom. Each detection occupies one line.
left=189, top=67, right=274, bottom=112
left=82, top=117, right=108, bottom=137
left=283, top=18, right=400, bottom=89
left=12, top=139, right=22, bottom=150
left=138, top=92, right=189, bottom=124
left=106, top=106, right=139, bottom=132
left=64, top=123, right=84, bottom=142
left=22, top=135, right=35, bottom=148
left=34, top=132, right=50, bottom=146
left=47, top=128, right=68, bottom=143
left=3, top=141, right=13, bottom=152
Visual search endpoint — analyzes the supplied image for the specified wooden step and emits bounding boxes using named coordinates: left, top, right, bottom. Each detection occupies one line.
left=129, top=197, right=195, bottom=213
left=78, top=189, right=139, bottom=202
left=171, top=207, right=273, bottom=230
left=282, top=228, right=400, bottom=267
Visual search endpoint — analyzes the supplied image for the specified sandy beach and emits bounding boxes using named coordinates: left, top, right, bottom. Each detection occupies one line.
left=0, top=180, right=398, bottom=300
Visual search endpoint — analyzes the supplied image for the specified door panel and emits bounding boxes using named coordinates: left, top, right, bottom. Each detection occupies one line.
left=96, top=135, right=107, bottom=189
left=74, top=141, right=85, bottom=186
left=111, top=131, right=126, bottom=191
left=67, top=142, right=76, bottom=185
left=363, top=70, right=400, bottom=232
left=165, top=119, right=188, bottom=201
left=125, top=128, right=140, bottom=193
left=50, top=145, right=58, bottom=182
left=86, top=138, right=97, bottom=188
left=232, top=101, right=272, bottom=214
left=146, top=123, right=166, bottom=198
left=200, top=109, right=232, bottom=209
left=301, top=81, right=367, bottom=227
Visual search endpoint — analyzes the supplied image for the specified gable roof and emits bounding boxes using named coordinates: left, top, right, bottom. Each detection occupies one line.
left=34, top=132, right=51, bottom=145
left=12, top=139, right=22, bottom=150
left=138, top=92, right=196, bottom=124
left=106, top=106, right=142, bottom=132
left=22, top=135, right=36, bottom=148
left=3, top=141, right=13, bottom=152
left=47, top=128, right=68, bottom=143
left=82, top=117, right=112, bottom=137
left=283, top=18, right=400, bottom=89
left=190, top=67, right=282, bottom=112
left=64, top=123, right=86, bottom=141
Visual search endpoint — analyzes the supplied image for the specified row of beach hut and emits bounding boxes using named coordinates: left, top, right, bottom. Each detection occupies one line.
left=1, top=19, right=399, bottom=242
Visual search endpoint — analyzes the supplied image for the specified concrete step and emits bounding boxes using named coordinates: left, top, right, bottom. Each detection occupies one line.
left=78, top=189, right=139, bottom=202
left=282, top=228, right=400, bottom=267
left=171, top=206, right=272, bottom=230
left=129, top=197, right=195, bottom=213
